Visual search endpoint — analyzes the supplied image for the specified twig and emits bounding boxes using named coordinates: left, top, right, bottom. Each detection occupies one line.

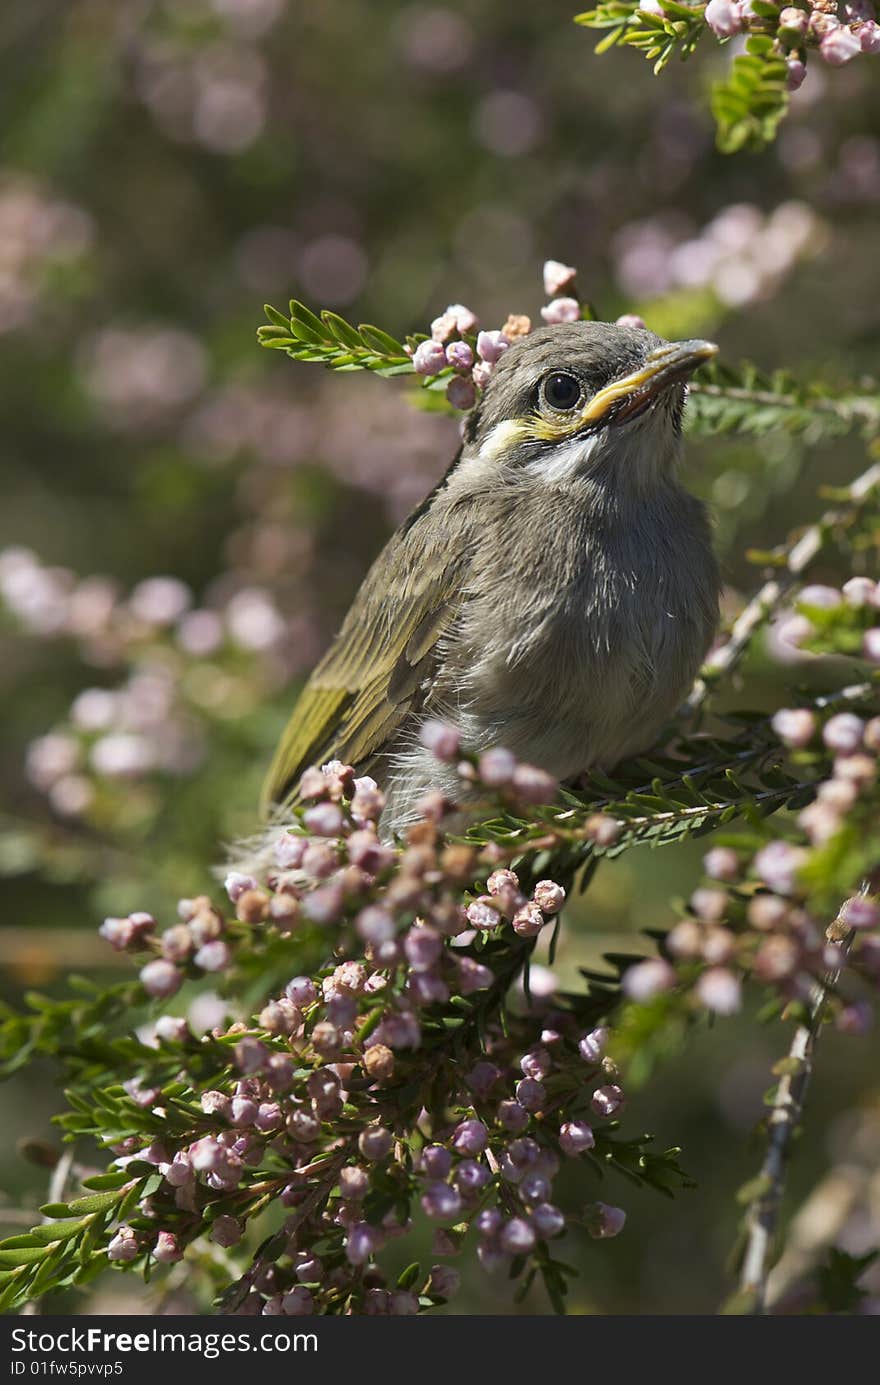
left=689, top=380, right=880, bottom=430
left=736, top=928, right=855, bottom=1314
left=686, top=461, right=880, bottom=713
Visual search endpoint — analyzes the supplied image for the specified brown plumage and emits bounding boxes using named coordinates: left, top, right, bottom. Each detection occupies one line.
left=262, top=322, right=720, bottom=836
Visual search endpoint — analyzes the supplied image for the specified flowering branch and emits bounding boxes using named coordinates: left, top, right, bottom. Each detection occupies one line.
left=4, top=265, right=880, bottom=1316
left=687, top=459, right=880, bottom=711
left=574, top=1, right=880, bottom=153
left=686, top=363, right=880, bottom=443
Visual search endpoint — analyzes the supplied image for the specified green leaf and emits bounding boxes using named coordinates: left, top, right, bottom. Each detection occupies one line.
left=320, top=311, right=364, bottom=351
left=396, top=1261, right=421, bottom=1290
left=288, top=300, right=326, bottom=342
left=358, top=323, right=406, bottom=355
left=263, top=303, right=292, bottom=330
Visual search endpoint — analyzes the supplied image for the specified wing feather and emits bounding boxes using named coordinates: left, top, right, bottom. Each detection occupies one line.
left=260, top=500, right=470, bottom=816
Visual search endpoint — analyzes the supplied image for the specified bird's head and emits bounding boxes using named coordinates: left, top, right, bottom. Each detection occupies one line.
left=465, top=321, right=717, bottom=489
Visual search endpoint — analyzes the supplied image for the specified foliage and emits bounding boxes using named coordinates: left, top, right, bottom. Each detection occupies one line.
left=2, top=286, right=879, bottom=1309
left=2, top=0, right=880, bottom=1321
left=575, top=1, right=879, bottom=153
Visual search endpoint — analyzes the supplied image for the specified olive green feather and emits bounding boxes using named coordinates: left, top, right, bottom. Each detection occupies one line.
left=260, top=502, right=470, bottom=817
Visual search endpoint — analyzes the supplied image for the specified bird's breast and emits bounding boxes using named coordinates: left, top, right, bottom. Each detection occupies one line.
left=437, top=484, right=718, bottom=777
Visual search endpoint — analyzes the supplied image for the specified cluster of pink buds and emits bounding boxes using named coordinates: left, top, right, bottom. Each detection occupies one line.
left=85, top=741, right=654, bottom=1313
left=771, top=578, right=880, bottom=667
left=697, top=0, right=880, bottom=93
left=408, top=262, right=645, bottom=412
left=615, top=690, right=880, bottom=1040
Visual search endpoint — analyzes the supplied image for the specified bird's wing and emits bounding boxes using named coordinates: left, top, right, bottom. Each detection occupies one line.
left=260, top=497, right=471, bottom=816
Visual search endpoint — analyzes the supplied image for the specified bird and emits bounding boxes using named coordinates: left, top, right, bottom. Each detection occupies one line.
left=261, top=320, right=721, bottom=838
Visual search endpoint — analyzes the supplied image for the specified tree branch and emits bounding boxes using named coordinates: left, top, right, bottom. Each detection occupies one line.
left=734, top=927, right=856, bottom=1315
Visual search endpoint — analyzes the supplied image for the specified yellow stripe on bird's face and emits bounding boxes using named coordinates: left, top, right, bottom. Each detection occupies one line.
left=526, top=338, right=719, bottom=444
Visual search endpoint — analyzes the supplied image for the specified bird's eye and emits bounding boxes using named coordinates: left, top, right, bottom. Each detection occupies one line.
left=541, top=372, right=582, bottom=411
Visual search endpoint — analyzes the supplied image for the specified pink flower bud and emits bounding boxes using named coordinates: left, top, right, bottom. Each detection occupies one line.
left=622, top=957, right=676, bottom=1001
left=413, top=339, right=448, bottom=375
left=838, top=896, right=880, bottom=930
left=475, top=330, right=510, bottom=364
left=404, top=924, right=443, bottom=971
left=234, top=1037, right=268, bottom=1073
left=456, top=955, right=493, bottom=993
left=583, top=813, right=622, bottom=845
left=419, top=719, right=461, bottom=762
left=499, top=1217, right=536, bottom=1255
left=211, top=1215, right=242, bottom=1247
left=691, top=887, right=728, bottom=922
left=820, top=25, right=861, bottom=63
left=274, top=831, right=306, bottom=870
left=591, top=1083, right=625, bottom=1118
left=429, top=1264, right=461, bottom=1299
left=533, top=879, right=566, bottom=913
left=753, top=841, right=808, bottom=896
left=786, top=56, right=807, bottom=90
left=497, top=1099, right=529, bottom=1132
left=99, top=917, right=135, bottom=952
left=836, top=1002, right=873, bottom=1035
left=446, top=375, right=476, bottom=410
left=472, top=360, right=493, bottom=390
left=702, top=847, right=740, bottom=882
left=140, top=958, right=182, bottom=999
left=578, top=1026, right=609, bottom=1064
left=467, top=900, right=501, bottom=930
left=540, top=297, right=580, bottom=324
left=823, top=713, right=864, bottom=754
left=511, top=763, right=557, bottom=804
left=224, top=871, right=257, bottom=902
left=285, top=975, right=317, bottom=1006
left=560, top=1120, right=595, bottom=1155
left=542, top=260, right=578, bottom=297
left=446, top=340, right=474, bottom=372
left=345, top=1222, right=379, bottom=1266
left=466, top=1060, right=502, bottom=1098
left=842, top=576, right=876, bottom=607
left=430, top=311, right=457, bottom=343
left=421, top=1181, right=463, bottom=1221
left=520, top=1046, right=552, bottom=1079
left=585, top=1201, right=626, bottom=1238
left=359, top=1126, right=393, bottom=1161
left=512, top=902, right=545, bottom=937
left=801, top=583, right=842, bottom=609
left=107, top=1226, right=139, bottom=1262
left=772, top=707, right=816, bottom=748
left=155, top=1015, right=189, bottom=1043
left=304, top=802, right=345, bottom=837
left=704, top=0, right=744, bottom=36
left=515, top=1077, right=546, bottom=1111
left=453, top=1118, right=489, bottom=1155
left=194, top=939, right=230, bottom=972
left=615, top=313, right=647, bottom=329
left=447, top=303, right=479, bottom=334
left=153, top=1231, right=183, bottom=1264
left=861, top=20, right=880, bottom=51
left=779, top=6, right=809, bottom=35
left=863, top=628, right=880, bottom=663
left=696, top=967, right=741, bottom=1015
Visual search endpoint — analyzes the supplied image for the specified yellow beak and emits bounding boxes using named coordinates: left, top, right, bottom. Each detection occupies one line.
left=578, top=338, right=718, bottom=428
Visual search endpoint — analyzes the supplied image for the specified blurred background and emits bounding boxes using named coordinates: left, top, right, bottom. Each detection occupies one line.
left=1, top=0, right=879, bottom=1314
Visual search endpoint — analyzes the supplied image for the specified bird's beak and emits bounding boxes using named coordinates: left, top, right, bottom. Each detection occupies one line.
left=578, top=339, right=718, bottom=429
